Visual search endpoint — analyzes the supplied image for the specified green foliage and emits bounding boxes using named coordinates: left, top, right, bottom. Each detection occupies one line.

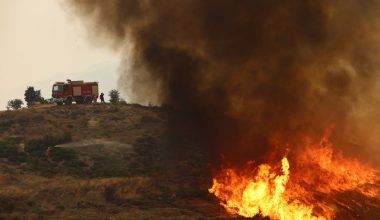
left=50, top=148, right=78, bottom=162
left=6, top=99, right=24, bottom=110
left=25, top=133, right=72, bottom=156
left=132, top=136, right=162, bottom=174
left=0, top=141, right=27, bottom=163
left=20, top=133, right=89, bottom=177
left=108, top=89, right=120, bottom=104
left=39, top=97, right=49, bottom=104
left=0, top=133, right=76, bottom=169
left=24, top=86, right=43, bottom=107
left=0, top=142, right=18, bottom=157
left=90, top=157, right=129, bottom=177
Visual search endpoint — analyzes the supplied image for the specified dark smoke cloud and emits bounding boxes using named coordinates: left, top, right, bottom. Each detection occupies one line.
left=66, top=0, right=380, bottom=164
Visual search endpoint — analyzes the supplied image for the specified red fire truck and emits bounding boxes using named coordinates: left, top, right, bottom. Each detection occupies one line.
left=52, top=80, right=99, bottom=105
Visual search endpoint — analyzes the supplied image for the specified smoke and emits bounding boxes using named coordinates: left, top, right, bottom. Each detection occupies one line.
left=66, top=0, right=380, bottom=164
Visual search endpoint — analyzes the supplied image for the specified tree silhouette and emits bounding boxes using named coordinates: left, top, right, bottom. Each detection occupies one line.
left=24, top=86, right=42, bottom=107
left=109, top=89, right=120, bottom=104
left=7, top=99, right=24, bottom=110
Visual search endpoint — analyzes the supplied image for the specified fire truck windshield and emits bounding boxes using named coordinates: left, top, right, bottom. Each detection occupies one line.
left=53, top=85, right=63, bottom=92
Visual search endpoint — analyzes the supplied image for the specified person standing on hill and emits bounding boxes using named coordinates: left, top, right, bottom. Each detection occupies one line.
left=100, top=93, right=105, bottom=103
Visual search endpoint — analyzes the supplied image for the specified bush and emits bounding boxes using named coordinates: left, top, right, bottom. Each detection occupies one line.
left=108, top=89, right=120, bottom=104
left=0, top=142, right=18, bottom=157
left=0, top=134, right=90, bottom=177
left=6, top=99, right=23, bottom=110
left=0, top=118, right=14, bottom=129
left=39, top=97, right=49, bottom=104
left=0, top=142, right=27, bottom=163
left=25, top=133, right=72, bottom=156
left=22, top=133, right=90, bottom=177
left=50, top=148, right=78, bottom=162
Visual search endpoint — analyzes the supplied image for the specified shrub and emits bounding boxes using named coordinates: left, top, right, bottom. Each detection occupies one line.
left=50, top=148, right=78, bottom=162
left=0, top=142, right=27, bottom=163
left=0, top=142, right=18, bottom=157
left=108, top=89, right=120, bottom=104
left=25, top=133, right=72, bottom=156
left=0, top=118, right=14, bottom=128
left=6, top=99, right=23, bottom=110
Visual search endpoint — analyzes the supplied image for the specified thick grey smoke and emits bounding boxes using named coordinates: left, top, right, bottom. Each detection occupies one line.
left=66, top=0, right=380, bottom=164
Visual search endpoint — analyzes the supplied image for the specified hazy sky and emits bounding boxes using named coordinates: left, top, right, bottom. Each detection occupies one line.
left=0, top=0, right=120, bottom=109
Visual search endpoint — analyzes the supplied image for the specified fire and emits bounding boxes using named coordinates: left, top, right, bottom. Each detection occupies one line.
left=209, top=157, right=325, bottom=220
left=209, top=132, right=379, bottom=220
left=296, top=134, right=379, bottom=198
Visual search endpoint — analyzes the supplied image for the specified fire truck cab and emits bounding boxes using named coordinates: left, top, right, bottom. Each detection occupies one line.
left=52, top=80, right=98, bottom=105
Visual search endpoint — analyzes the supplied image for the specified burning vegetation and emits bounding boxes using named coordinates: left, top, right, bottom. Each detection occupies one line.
left=65, top=0, right=380, bottom=219
left=209, top=130, right=379, bottom=219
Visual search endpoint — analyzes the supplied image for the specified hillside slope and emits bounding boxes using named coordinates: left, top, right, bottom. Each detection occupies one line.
left=0, top=104, right=241, bottom=220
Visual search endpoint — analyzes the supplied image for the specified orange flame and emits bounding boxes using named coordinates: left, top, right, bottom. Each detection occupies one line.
left=209, top=132, right=379, bottom=220
left=296, top=134, right=379, bottom=198
left=209, top=157, right=325, bottom=220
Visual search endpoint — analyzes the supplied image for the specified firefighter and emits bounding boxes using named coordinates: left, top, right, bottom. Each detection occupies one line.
left=100, top=93, right=105, bottom=103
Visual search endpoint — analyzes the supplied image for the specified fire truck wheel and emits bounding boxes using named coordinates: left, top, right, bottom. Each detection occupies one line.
left=75, top=97, right=84, bottom=104
left=65, top=97, right=73, bottom=105
left=84, top=96, right=93, bottom=104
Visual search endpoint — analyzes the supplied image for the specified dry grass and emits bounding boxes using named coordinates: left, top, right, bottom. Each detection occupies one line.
left=0, top=104, right=163, bottom=143
left=0, top=168, right=155, bottom=219
left=0, top=104, right=233, bottom=220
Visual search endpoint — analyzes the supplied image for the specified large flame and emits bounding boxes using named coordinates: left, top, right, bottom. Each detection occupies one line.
left=209, top=132, right=379, bottom=220
left=209, top=157, right=325, bottom=220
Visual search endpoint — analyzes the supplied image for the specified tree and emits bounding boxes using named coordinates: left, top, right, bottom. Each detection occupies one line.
left=24, top=86, right=42, bottom=107
left=109, top=89, right=120, bottom=104
left=7, top=99, right=24, bottom=110
left=39, top=97, right=49, bottom=104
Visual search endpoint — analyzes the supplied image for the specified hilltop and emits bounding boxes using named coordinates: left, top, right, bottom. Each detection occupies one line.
left=0, top=104, right=242, bottom=220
